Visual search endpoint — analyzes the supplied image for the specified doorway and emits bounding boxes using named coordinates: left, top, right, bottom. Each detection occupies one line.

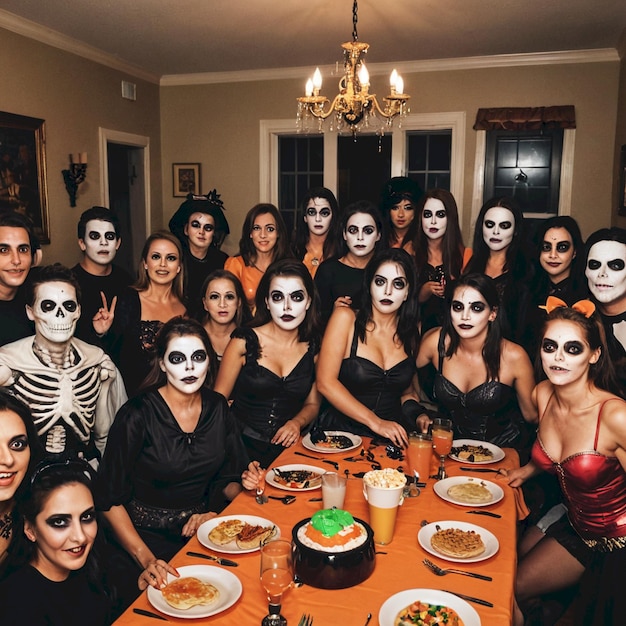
left=98, top=128, right=150, bottom=276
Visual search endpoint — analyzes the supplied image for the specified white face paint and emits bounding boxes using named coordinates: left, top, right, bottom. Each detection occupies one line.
left=159, top=335, right=209, bottom=395
left=482, top=207, right=515, bottom=252
left=422, top=198, right=448, bottom=241
left=78, top=219, right=120, bottom=267
left=450, top=286, right=496, bottom=340
left=304, top=198, right=332, bottom=237
left=265, top=276, right=311, bottom=331
left=27, top=281, right=80, bottom=346
left=370, top=261, right=409, bottom=315
left=343, top=213, right=380, bottom=258
left=585, top=241, right=626, bottom=305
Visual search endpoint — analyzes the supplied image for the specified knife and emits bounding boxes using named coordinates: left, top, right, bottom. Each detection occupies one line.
left=442, top=590, right=494, bottom=607
left=459, top=467, right=503, bottom=473
left=294, top=451, right=339, bottom=470
left=185, top=551, right=238, bottom=566
left=133, top=608, right=169, bottom=621
left=466, top=510, right=502, bottom=518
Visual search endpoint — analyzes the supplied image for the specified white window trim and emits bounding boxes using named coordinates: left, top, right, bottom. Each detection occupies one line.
left=470, top=128, right=575, bottom=229
left=260, top=111, right=466, bottom=220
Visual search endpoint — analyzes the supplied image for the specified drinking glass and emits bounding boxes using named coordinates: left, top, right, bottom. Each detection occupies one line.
left=260, top=538, right=294, bottom=626
left=431, top=418, right=453, bottom=480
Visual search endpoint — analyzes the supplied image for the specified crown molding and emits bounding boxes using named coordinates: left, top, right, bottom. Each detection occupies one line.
left=0, top=9, right=160, bottom=84
left=160, top=48, right=619, bottom=86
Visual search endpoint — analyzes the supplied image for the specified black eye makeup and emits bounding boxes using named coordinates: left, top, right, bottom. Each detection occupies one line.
left=470, top=302, right=486, bottom=312
left=41, top=300, right=57, bottom=312
left=290, top=290, right=306, bottom=302
left=270, top=291, right=285, bottom=302
left=436, top=210, right=446, bottom=219
left=451, top=301, right=464, bottom=312
left=542, top=338, right=585, bottom=355
left=191, top=350, right=207, bottom=362
left=347, top=225, right=359, bottom=235
left=9, top=435, right=28, bottom=451
left=588, top=259, right=601, bottom=270
left=556, top=241, right=571, bottom=253
left=306, top=207, right=332, bottom=217
left=167, top=351, right=186, bottom=364
left=608, top=259, right=625, bottom=271
left=63, top=301, right=78, bottom=312
left=484, top=220, right=495, bottom=229
left=363, top=226, right=376, bottom=235
left=500, top=221, right=512, bottom=230
left=392, top=278, right=408, bottom=290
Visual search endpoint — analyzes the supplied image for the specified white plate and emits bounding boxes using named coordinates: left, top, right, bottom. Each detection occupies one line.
left=449, top=439, right=505, bottom=464
left=418, top=520, right=499, bottom=563
left=379, top=588, right=481, bottom=626
left=147, top=564, right=242, bottom=619
left=266, top=464, right=324, bottom=492
left=434, top=476, right=504, bottom=508
left=197, top=514, right=280, bottom=554
left=302, top=430, right=362, bottom=454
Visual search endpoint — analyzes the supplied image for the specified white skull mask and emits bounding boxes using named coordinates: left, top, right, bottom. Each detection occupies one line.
left=27, top=281, right=81, bottom=345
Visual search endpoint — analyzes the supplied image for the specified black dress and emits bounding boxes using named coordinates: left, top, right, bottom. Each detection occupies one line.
left=183, top=246, right=228, bottom=320
left=0, top=565, right=110, bottom=625
left=95, top=387, right=249, bottom=561
left=314, top=258, right=365, bottom=325
left=317, top=323, right=416, bottom=436
left=230, top=327, right=317, bottom=466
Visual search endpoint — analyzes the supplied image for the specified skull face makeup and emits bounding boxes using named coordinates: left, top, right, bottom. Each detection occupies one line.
left=585, top=241, right=626, bottom=307
left=482, top=207, right=515, bottom=252
left=27, top=282, right=81, bottom=348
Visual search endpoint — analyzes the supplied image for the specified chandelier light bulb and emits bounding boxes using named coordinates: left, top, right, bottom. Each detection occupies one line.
left=395, top=75, right=404, bottom=95
left=358, top=62, right=369, bottom=87
left=305, top=79, right=313, bottom=97
left=390, top=69, right=398, bottom=88
left=313, top=67, right=323, bottom=91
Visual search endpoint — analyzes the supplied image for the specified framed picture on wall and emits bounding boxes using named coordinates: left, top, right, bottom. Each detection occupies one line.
left=0, top=111, right=50, bottom=244
left=172, top=163, right=201, bottom=197
left=617, top=146, right=626, bottom=215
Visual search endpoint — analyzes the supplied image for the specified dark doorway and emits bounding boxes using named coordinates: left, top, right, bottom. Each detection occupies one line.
left=337, top=135, right=392, bottom=208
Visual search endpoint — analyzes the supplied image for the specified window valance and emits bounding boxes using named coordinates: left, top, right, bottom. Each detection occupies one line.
left=473, top=106, right=576, bottom=131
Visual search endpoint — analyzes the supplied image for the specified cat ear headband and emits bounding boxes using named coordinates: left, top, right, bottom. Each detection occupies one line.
left=539, top=295, right=595, bottom=318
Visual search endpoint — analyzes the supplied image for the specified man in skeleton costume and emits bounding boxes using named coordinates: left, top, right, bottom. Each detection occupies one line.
left=585, top=227, right=626, bottom=395
left=0, top=264, right=127, bottom=460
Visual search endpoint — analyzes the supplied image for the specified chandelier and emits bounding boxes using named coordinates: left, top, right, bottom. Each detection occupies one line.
left=297, top=0, right=410, bottom=137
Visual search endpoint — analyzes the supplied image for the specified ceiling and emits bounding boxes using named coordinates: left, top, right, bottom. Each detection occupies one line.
left=0, top=0, right=625, bottom=82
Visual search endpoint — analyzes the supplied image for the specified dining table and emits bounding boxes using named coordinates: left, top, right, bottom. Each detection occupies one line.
left=114, top=436, right=521, bottom=625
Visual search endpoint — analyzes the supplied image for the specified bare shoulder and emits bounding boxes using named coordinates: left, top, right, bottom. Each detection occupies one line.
left=325, top=306, right=357, bottom=333
left=600, top=396, right=626, bottom=427
left=534, top=379, right=554, bottom=411
left=420, top=327, right=441, bottom=353
left=501, top=339, right=531, bottom=365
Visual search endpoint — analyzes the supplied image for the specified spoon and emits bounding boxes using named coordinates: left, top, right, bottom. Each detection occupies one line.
left=268, top=495, right=296, bottom=505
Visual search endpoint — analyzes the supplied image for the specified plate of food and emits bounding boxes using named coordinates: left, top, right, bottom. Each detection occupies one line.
left=418, top=520, right=499, bottom=563
left=197, top=515, right=279, bottom=554
left=434, top=476, right=504, bottom=508
left=266, top=464, right=324, bottom=491
left=379, top=588, right=480, bottom=626
left=147, top=564, right=242, bottom=619
left=449, top=439, right=505, bottom=464
left=302, top=430, right=362, bottom=454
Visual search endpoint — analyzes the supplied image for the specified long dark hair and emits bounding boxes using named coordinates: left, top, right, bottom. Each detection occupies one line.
left=141, top=317, right=218, bottom=390
left=465, top=196, right=528, bottom=281
left=200, top=269, right=252, bottom=327
left=292, top=187, right=340, bottom=262
left=251, top=259, right=320, bottom=343
left=441, top=273, right=503, bottom=381
left=413, top=189, right=465, bottom=281
left=355, top=248, right=420, bottom=358
left=379, top=176, right=423, bottom=248
left=538, top=306, right=619, bottom=395
left=236, top=204, right=291, bottom=266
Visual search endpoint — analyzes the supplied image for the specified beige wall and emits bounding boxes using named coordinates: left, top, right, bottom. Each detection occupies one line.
left=161, top=60, right=620, bottom=248
left=614, top=33, right=626, bottom=230
left=1, top=29, right=162, bottom=267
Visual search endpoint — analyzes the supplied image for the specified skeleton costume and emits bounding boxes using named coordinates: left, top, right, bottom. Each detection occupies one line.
left=0, top=281, right=127, bottom=460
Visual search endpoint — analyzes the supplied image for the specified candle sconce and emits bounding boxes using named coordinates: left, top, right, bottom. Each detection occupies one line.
left=62, top=153, right=88, bottom=207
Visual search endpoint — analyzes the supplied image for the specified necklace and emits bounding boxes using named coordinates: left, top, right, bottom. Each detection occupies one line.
left=0, top=511, right=13, bottom=541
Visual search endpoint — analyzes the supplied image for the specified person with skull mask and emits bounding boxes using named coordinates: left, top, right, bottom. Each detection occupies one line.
left=0, top=264, right=127, bottom=462
left=585, top=227, right=626, bottom=394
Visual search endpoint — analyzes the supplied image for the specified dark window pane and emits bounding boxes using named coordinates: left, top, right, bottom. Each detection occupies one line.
left=310, top=137, right=324, bottom=171
left=408, top=135, right=427, bottom=170
left=495, top=168, right=518, bottom=187
left=280, top=138, right=295, bottom=172
left=429, top=134, right=452, bottom=170
left=280, top=174, right=295, bottom=209
left=309, top=173, right=324, bottom=190
left=524, top=168, right=550, bottom=187
left=428, top=173, right=450, bottom=189
left=496, top=140, right=518, bottom=168
left=518, top=139, right=551, bottom=168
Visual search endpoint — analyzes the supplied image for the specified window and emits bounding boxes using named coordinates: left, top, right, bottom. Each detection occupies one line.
left=406, top=131, right=452, bottom=191
left=484, top=129, right=563, bottom=216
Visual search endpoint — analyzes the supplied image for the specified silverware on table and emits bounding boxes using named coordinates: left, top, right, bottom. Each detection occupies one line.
left=185, top=551, right=238, bottom=566
left=268, top=494, right=296, bottom=504
left=422, top=558, right=492, bottom=580
left=442, top=589, right=494, bottom=607
left=294, top=451, right=339, bottom=470
left=460, top=466, right=506, bottom=474
left=363, top=613, right=372, bottom=626
left=132, top=608, right=169, bottom=621
left=467, top=510, right=502, bottom=518
left=255, top=486, right=269, bottom=504
left=297, top=613, right=314, bottom=626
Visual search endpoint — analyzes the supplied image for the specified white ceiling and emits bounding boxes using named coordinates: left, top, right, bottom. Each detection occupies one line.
left=0, top=0, right=624, bottom=82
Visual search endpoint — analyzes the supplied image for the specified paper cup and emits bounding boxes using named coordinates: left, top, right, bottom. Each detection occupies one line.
left=362, top=469, right=407, bottom=545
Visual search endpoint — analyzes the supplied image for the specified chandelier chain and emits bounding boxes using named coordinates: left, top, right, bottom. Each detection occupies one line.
left=352, top=0, right=359, bottom=42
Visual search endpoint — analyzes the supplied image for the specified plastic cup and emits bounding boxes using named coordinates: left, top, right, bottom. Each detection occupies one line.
left=362, top=469, right=406, bottom=545
left=321, top=472, right=347, bottom=509
left=407, top=432, right=433, bottom=482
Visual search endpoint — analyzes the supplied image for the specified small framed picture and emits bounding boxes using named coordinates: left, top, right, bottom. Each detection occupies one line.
left=172, top=163, right=201, bottom=197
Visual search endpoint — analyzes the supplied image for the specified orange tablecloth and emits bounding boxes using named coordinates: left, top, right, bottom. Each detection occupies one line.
left=115, top=439, right=520, bottom=625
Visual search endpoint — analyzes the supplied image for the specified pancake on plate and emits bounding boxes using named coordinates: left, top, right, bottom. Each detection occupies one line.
left=161, top=577, right=220, bottom=610
left=447, top=481, right=493, bottom=504
left=208, top=519, right=245, bottom=545
left=430, top=527, right=486, bottom=559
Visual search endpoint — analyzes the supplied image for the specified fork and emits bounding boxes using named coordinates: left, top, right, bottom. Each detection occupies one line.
left=298, top=613, right=313, bottom=626
left=422, top=558, right=492, bottom=581
left=255, top=486, right=268, bottom=504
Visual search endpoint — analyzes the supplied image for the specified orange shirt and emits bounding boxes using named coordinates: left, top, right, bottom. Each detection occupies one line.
left=224, top=255, right=263, bottom=310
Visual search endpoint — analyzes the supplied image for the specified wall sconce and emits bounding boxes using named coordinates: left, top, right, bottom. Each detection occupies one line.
left=62, top=153, right=87, bottom=207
